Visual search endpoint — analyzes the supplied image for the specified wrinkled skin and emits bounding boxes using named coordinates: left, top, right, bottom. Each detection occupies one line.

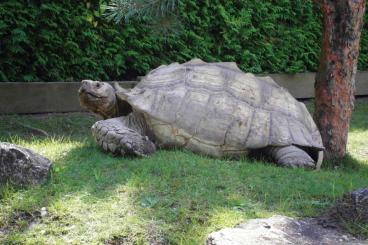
left=79, top=80, right=117, bottom=119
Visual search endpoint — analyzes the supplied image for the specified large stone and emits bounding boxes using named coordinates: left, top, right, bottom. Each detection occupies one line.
left=206, top=215, right=366, bottom=245
left=0, top=142, right=52, bottom=185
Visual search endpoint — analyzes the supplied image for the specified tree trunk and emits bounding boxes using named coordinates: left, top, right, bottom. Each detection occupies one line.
left=314, top=0, right=365, bottom=161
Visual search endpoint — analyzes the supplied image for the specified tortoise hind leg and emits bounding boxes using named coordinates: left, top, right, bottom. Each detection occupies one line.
left=92, top=117, right=156, bottom=157
left=265, top=145, right=315, bottom=168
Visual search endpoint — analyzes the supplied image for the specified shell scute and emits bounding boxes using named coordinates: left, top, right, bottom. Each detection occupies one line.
left=176, top=90, right=211, bottom=136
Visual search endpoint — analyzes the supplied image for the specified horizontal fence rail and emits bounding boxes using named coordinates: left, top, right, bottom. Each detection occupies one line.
left=0, top=72, right=367, bottom=114
left=0, top=81, right=136, bottom=114
left=269, top=72, right=368, bottom=99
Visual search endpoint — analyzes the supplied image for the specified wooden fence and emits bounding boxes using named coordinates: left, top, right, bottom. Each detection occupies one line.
left=0, top=72, right=367, bottom=114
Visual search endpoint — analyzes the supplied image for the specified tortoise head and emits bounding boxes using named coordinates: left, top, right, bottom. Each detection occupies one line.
left=78, top=80, right=117, bottom=119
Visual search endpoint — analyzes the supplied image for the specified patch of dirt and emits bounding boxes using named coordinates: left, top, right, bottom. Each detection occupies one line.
left=1, top=207, right=50, bottom=237
left=105, top=234, right=166, bottom=245
left=105, top=235, right=132, bottom=245
left=1, top=210, right=41, bottom=235
left=318, top=188, right=368, bottom=236
left=104, top=222, right=167, bottom=245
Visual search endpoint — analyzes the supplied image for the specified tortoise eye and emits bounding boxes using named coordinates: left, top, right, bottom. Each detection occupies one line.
left=96, top=83, right=101, bottom=88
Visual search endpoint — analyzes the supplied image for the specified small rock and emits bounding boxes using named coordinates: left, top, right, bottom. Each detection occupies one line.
left=0, top=142, right=52, bottom=186
left=40, top=207, right=48, bottom=217
left=28, top=220, right=38, bottom=230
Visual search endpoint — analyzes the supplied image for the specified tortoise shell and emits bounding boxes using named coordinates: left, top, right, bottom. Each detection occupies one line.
left=118, top=59, right=324, bottom=157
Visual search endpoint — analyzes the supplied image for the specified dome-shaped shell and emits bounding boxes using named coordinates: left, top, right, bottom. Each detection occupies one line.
left=119, top=59, right=324, bottom=156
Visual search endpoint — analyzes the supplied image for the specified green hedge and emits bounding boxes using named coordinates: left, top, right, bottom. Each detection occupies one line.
left=0, top=0, right=367, bottom=82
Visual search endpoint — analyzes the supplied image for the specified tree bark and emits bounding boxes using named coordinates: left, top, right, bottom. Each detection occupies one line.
left=314, top=0, right=365, bottom=160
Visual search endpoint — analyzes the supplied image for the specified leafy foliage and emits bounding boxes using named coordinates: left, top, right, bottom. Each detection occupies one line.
left=0, top=0, right=147, bottom=82
left=0, top=0, right=367, bottom=82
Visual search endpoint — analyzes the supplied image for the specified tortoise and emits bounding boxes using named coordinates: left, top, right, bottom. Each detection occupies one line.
left=79, top=59, right=324, bottom=168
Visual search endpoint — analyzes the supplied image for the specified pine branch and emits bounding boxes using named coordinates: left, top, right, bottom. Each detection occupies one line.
left=104, top=0, right=179, bottom=23
left=104, top=0, right=182, bottom=34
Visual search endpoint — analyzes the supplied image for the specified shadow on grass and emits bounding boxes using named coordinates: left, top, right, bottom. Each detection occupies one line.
left=2, top=136, right=368, bottom=243
left=0, top=113, right=97, bottom=141
left=321, top=153, right=368, bottom=172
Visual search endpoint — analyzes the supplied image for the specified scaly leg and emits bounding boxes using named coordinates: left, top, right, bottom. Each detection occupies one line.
left=265, top=145, right=315, bottom=168
left=91, top=115, right=156, bottom=157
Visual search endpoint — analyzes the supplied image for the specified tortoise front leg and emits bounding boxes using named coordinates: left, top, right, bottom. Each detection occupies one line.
left=91, top=117, right=156, bottom=156
left=265, top=145, right=315, bottom=168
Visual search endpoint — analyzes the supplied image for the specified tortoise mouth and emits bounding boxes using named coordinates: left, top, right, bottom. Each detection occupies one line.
left=86, top=92, right=106, bottom=99
left=80, top=91, right=107, bottom=99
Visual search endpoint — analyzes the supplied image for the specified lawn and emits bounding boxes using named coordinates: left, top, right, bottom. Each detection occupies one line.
left=0, top=101, right=367, bottom=244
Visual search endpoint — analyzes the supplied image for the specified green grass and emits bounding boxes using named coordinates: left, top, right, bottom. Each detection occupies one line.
left=0, top=102, right=368, bottom=244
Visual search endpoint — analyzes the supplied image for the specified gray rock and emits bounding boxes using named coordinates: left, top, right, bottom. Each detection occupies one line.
left=0, top=142, right=52, bottom=185
left=40, top=207, right=48, bottom=217
left=206, top=215, right=366, bottom=245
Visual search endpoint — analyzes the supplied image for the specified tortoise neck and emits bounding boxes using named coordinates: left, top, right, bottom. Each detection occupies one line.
left=115, top=95, right=133, bottom=117
left=100, top=101, right=118, bottom=119
left=125, top=112, right=152, bottom=138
